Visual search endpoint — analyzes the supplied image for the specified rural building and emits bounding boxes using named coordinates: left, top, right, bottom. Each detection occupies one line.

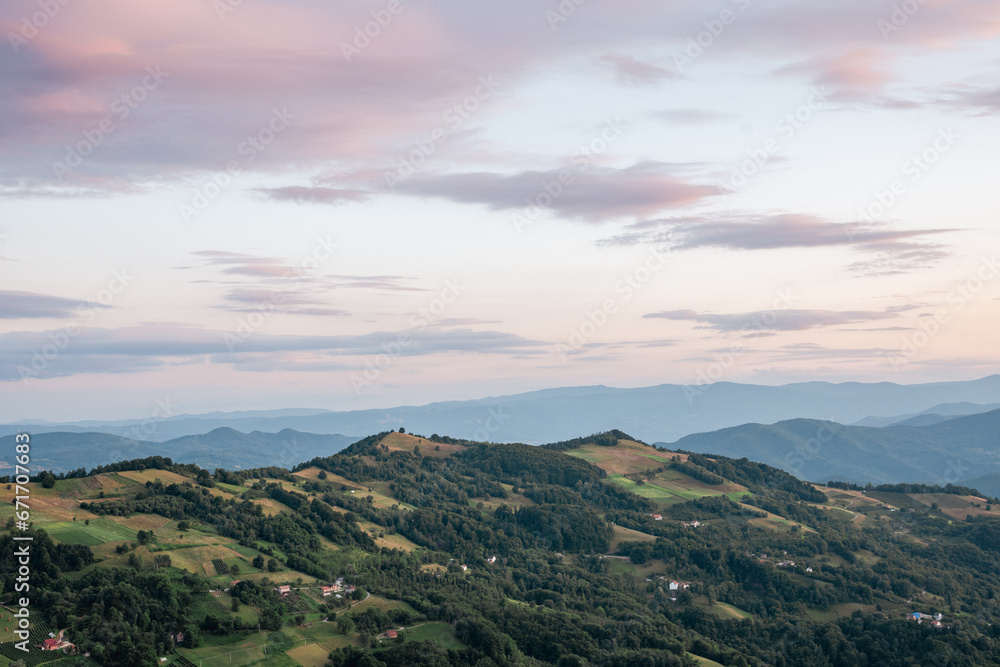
left=386, top=629, right=398, bottom=639
left=277, top=585, right=291, bottom=595
left=669, top=580, right=691, bottom=591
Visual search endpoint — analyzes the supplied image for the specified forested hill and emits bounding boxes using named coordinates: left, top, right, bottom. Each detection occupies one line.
left=663, top=408, right=1000, bottom=485
left=5, top=429, right=1000, bottom=666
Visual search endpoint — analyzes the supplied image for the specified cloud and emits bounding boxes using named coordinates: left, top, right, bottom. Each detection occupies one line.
left=600, top=213, right=956, bottom=274
left=651, top=108, right=735, bottom=125
left=645, top=306, right=915, bottom=332
left=2, top=0, right=999, bottom=193
left=0, top=290, right=107, bottom=319
left=397, top=162, right=717, bottom=221
left=599, top=54, right=676, bottom=85
left=779, top=48, right=890, bottom=99
left=255, top=186, right=370, bottom=205
left=0, top=323, right=547, bottom=381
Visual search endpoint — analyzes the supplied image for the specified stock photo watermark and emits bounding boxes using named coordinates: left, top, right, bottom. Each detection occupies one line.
left=553, top=247, right=669, bottom=362
left=340, top=0, right=407, bottom=62
left=51, top=65, right=169, bottom=180
left=350, top=278, right=466, bottom=393
left=384, top=75, right=502, bottom=189
left=886, top=255, right=998, bottom=370
left=683, top=288, right=797, bottom=403
left=672, top=0, right=752, bottom=73
left=17, top=269, right=135, bottom=384
left=512, top=118, right=627, bottom=233
left=724, top=86, right=828, bottom=192
left=471, top=407, right=511, bottom=443
left=223, top=236, right=340, bottom=351
left=7, top=0, right=72, bottom=53
left=878, top=0, right=929, bottom=39
left=852, top=127, right=958, bottom=234
left=179, top=107, right=295, bottom=224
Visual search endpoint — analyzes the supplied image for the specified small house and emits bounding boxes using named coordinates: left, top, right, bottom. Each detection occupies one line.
left=669, top=580, right=690, bottom=591
left=277, top=585, right=291, bottom=595
left=386, top=629, right=398, bottom=639
left=321, top=586, right=335, bottom=597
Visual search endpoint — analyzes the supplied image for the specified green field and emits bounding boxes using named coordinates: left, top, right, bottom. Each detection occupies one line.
left=402, top=622, right=466, bottom=650
left=608, top=475, right=735, bottom=506
left=45, top=517, right=137, bottom=545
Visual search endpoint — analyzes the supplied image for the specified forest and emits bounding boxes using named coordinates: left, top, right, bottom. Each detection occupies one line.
left=3, top=429, right=1000, bottom=666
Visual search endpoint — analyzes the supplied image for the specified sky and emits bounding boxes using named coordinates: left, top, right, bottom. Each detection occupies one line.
left=1, top=0, right=999, bottom=422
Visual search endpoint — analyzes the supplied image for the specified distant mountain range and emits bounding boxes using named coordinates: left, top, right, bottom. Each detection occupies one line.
left=5, top=375, right=1000, bottom=445
left=0, top=428, right=355, bottom=474
left=662, top=408, right=1000, bottom=487
left=852, top=401, right=1000, bottom=427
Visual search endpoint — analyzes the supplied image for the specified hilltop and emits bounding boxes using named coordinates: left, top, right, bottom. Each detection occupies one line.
left=3, top=430, right=1000, bottom=666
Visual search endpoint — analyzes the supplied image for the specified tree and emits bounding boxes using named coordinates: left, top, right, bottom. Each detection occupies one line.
left=41, top=472, right=56, bottom=489
left=231, top=563, right=240, bottom=575
left=267, top=558, right=280, bottom=572
left=177, top=520, right=191, bottom=531
left=337, top=616, right=355, bottom=635
left=318, top=470, right=328, bottom=480
left=253, top=554, right=265, bottom=570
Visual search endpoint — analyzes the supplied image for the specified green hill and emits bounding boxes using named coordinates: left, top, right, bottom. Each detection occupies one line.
left=3, top=429, right=1000, bottom=666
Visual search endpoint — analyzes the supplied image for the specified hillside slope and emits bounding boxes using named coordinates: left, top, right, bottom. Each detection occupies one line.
left=4, top=429, right=1000, bottom=666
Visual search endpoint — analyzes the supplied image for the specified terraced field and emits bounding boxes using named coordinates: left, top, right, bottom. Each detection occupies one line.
left=607, top=473, right=749, bottom=509
left=564, top=440, right=676, bottom=475
left=45, top=517, right=137, bottom=546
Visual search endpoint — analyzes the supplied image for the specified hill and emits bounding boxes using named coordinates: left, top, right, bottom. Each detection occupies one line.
left=6, top=375, right=1000, bottom=444
left=854, top=401, right=1000, bottom=427
left=4, top=429, right=1000, bottom=666
left=663, top=409, right=1000, bottom=485
left=0, top=428, right=355, bottom=473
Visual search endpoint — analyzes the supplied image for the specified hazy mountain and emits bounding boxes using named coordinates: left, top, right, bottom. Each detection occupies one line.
left=887, top=413, right=964, bottom=427
left=5, top=375, right=1000, bottom=445
left=0, top=428, right=355, bottom=473
left=854, top=401, right=1000, bottom=427
left=962, top=473, right=1000, bottom=498
left=662, top=409, right=1000, bottom=486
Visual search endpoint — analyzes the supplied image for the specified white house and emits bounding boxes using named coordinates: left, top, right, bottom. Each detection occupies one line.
left=669, top=580, right=691, bottom=591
